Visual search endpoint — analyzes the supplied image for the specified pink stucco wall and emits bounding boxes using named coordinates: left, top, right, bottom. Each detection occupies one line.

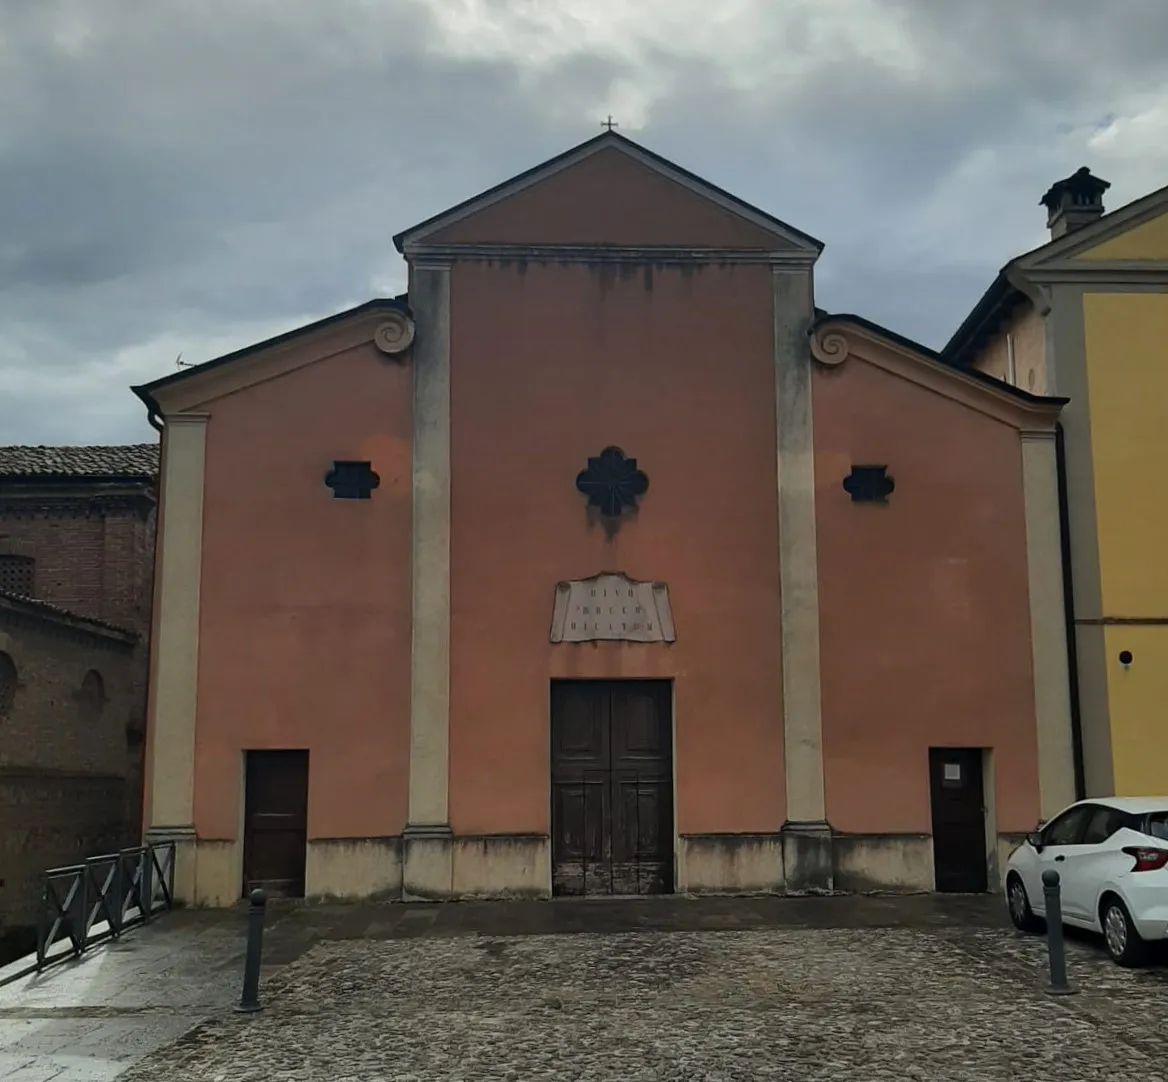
left=445, top=256, right=786, bottom=838
left=193, top=336, right=412, bottom=841
left=814, top=356, right=1040, bottom=835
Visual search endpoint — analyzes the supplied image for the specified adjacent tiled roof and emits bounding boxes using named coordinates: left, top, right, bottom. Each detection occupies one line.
left=0, top=444, right=159, bottom=479
left=0, top=591, right=138, bottom=640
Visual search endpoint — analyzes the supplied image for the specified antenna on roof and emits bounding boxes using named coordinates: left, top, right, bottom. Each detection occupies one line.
left=175, top=352, right=193, bottom=369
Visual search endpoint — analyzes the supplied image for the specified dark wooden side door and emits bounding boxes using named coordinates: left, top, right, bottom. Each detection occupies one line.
left=929, top=748, right=988, bottom=893
left=243, top=750, right=309, bottom=899
left=551, top=680, right=673, bottom=896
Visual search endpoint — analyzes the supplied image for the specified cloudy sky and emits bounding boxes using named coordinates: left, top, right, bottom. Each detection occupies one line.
left=3, top=0, right=1166, bottom=445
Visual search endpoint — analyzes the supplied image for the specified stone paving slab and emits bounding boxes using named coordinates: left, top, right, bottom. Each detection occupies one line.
left=121, top=923, right=1168, bottom=1082
left=0, top=912, right=253, bottom=1081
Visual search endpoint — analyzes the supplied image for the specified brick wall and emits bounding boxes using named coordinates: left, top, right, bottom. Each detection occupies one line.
left=0, top=611, right=140, bottom=933
left=0, top=479, right=157, bottom=942
left=0, top=774, right=128, bottom=932
left=0, top=489, right=156, bottom=631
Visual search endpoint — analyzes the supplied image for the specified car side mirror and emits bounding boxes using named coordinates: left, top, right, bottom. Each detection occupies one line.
left=1027, top=831, right=1044, bottom=851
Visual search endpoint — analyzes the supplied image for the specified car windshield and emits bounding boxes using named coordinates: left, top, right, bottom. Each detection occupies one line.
left=1144, top=812, right=1168, bottom=841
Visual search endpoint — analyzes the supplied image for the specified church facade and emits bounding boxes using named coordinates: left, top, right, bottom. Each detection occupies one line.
left=135, top=133, right=1077, bottom=905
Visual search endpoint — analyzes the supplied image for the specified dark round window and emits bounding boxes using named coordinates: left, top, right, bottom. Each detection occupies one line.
left=0, top=651, right=16, bottom=719
left=1119, top=650, right=1133, bottom=666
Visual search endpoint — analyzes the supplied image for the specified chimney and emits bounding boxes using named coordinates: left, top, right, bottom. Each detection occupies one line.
left=1040, top=166, right=1110, bottom=239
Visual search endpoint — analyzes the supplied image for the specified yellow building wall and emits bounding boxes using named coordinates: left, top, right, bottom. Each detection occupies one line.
left=1083, top=291, right=1168, bottom=794
left=1074, top=211, right=1168, bottom=261
left=1083, top=292, right=1168, bottom=616
left=969, top=302, right=1048, bottom=393
left=1103, top=627, right=1168, bottom=795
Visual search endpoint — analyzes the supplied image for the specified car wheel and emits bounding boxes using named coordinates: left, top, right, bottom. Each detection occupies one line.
left=1006, top=874, right=1044, bottom=934
left=1101, top=897, right=1149, bottom=967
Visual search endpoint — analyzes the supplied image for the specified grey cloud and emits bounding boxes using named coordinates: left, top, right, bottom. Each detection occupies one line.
left=1, top=0, right=1164, bottom=442
left=640, top=0, right=1168, bottom=342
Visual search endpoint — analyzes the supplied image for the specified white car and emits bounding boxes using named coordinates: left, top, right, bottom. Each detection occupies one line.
left=1005, top=797, right=1168, bottom=966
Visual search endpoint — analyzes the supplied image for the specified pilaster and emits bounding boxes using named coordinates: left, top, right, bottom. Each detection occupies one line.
left=404, top=262, right=454, bottom=899
left=774, top=268, right=832, bottom=891
left=143, top=412, right=208, bottom=903
left=1021, top=430, right=1077, bottom=817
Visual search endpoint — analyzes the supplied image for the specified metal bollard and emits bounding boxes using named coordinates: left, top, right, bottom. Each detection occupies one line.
left=236, top=889, right=267, bottom=1013
left=1041, top=870, right=1075, bottom=996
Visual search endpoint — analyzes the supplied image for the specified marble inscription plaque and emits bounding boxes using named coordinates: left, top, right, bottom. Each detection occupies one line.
left=550, top=572, right=676, bottom=644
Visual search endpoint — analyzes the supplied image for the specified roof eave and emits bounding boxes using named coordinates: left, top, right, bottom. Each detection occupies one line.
left=0, top=473, right=156, bottom=486
left=941, top=272, right=1024, bottom=366
left=131, top=382, right=161, bottom=421
left=812, top=310, right=1067, bottom=409
left=131, top=296, right=413, bottom=403
left=0, top=592, right=139, bottom=643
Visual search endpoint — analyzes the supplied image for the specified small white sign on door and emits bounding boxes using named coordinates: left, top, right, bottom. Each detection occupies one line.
left=944, top=762, right=962, bottom=783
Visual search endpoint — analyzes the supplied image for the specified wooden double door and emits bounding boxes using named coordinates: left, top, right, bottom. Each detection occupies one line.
left=550, top=680, right=674, bottom=896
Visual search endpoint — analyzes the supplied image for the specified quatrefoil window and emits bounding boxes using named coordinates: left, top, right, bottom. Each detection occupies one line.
left=575, top=447, right=649, bottom=518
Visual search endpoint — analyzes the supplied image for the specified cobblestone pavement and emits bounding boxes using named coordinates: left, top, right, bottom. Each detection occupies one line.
left=122, top=921, right=1168, bottom=1082
left=0, top=894, right=1003, bottom=1080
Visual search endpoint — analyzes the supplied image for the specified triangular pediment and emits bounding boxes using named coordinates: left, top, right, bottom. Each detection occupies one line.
left=133, top=298, right=414, bottom=416
left=1015, top=181, right=1168, bottom=276
left=1070, top=206, right=1168, bottom=262
left=394, top=133, right=822, bottom=256
left=811, top=313, right=1065, bottom=431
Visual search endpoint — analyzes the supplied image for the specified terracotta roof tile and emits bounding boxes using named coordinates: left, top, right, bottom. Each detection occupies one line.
left=0, top=444, right=159, bottom=479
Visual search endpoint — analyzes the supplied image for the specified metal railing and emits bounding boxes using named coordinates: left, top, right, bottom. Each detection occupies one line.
left=35, top=842, right=175, bottom=972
